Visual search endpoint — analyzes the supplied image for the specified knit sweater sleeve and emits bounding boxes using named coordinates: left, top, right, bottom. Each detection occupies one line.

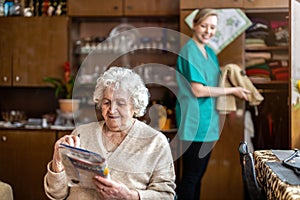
left=43, top=129, right=80, bottom=200
left=44, top=161, right=69, bottom=200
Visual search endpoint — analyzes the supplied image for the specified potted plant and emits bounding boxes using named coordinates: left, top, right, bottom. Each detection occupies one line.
left=43, top=62, right=80, bottom=113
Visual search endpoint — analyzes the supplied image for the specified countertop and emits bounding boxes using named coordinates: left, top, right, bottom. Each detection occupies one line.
left=0, top=121, right=74, bottom=131
left=0, top=121, right=177, bottom=133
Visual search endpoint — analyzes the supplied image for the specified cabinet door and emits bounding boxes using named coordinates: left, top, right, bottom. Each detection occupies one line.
left=243, top=0, right=288, bottom=9
left=124, top=0, right=179, bottom=16
left=30, top=17, right=68, bottom=87
left=12, top=17, right=35, bottom=86
left=13, top=17, right=68, bottom=87
left=0, top=129, right=56, bottom=200
left=180, top=0, right=243, bottom=9
left=201, top=114, right=244, bottom=200
left=68, top=0, right=123, bottom=16
left=0, top=18, right=14, bottom=86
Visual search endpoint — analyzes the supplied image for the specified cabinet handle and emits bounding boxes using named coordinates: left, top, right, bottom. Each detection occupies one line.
left=113, top=6, right=119, bottom=10
left=127, top=5, right=133, bottom=10
left=15, top=76, right=20, bottom=82
left=3, top=76, right=8, bottom=82
left=1, top=136, right=7, bottom=142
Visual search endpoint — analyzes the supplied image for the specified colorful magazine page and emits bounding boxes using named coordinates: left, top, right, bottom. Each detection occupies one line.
left=59, top=144, right=110, bottom=189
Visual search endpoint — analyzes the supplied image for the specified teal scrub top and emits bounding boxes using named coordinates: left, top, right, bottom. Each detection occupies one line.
left=176, top=39, right=221, bottom=142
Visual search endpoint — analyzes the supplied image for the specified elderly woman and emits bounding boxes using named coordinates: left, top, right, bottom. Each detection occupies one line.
left=44, top=67, right=176, bottom=200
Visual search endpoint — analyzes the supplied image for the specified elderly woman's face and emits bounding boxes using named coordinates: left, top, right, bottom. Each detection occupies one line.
left=101, top=86, right=135, bottom=131
left=193, top=15, right=218, bottom=44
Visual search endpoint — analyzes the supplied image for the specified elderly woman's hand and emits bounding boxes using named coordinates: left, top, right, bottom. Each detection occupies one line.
left=51, top=135, right=80, bottom=173
left=94, top=176, right=140, bottom=200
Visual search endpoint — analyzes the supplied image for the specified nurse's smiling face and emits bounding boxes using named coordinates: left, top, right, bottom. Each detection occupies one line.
left=101, top=86, right=135, bottom=132
left=193, top=15, right=218, bottom=45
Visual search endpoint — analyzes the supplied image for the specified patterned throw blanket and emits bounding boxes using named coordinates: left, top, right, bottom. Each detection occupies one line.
left=254, top=150, right=300, bottom=200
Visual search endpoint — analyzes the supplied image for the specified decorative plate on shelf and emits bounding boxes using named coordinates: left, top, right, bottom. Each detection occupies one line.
left=108, top=23, right=140, bottom=53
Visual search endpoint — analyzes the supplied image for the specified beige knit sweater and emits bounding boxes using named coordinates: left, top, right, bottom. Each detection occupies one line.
left=216, top=64, right=264, bottom=114
left=44, top=120, right=176, bottom=200
left=0, top=181, right=13, bottom=200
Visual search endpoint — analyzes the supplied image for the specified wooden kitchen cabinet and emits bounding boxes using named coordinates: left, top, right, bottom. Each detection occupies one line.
left=68, top=0, right=179, bottom=17
left=0, top=129, right=57, bottom=200
left=0, top=17, right=68, bottom=87
left=68, top=0, right=123, bottom=17
left=180, top=0, right=243, bottom=9
left=243, top=0, right=288, bottom=9
left=70, top=17, right=179, bottom=129
left=244, top=10, right=290, bottom=149
left=0, top=17, right=14, bottom=87
left=68, top=0, right=180, bottom=133
left=180, top=0, right=288, bottom=9
left=124, top=0, right=179, bottom=16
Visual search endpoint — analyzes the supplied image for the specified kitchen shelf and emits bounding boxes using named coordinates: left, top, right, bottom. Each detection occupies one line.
left=252, top=80, right=289, bottom=85
left=245, top=45, right=288, bottom=51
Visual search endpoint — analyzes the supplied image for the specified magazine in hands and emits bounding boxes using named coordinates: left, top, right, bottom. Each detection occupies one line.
left=59, top=144, right=110, bottom=189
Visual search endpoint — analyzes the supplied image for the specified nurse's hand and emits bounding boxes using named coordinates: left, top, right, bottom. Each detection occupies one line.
left=233, top=87, right=251, bottom=100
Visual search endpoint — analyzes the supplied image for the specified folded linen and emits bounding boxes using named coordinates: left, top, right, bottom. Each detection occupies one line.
left=216, top=64, right=264, bottom=114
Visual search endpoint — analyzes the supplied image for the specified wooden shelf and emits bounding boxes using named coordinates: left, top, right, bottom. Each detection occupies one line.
left=253, top=81, right=288, bottom=92
left=253, top=80, right=288, bottom=85
left=245, top=46, right=288, bottom=51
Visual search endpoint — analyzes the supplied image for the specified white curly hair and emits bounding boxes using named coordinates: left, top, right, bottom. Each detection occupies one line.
left=93, top=66, right=150, bottom=117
